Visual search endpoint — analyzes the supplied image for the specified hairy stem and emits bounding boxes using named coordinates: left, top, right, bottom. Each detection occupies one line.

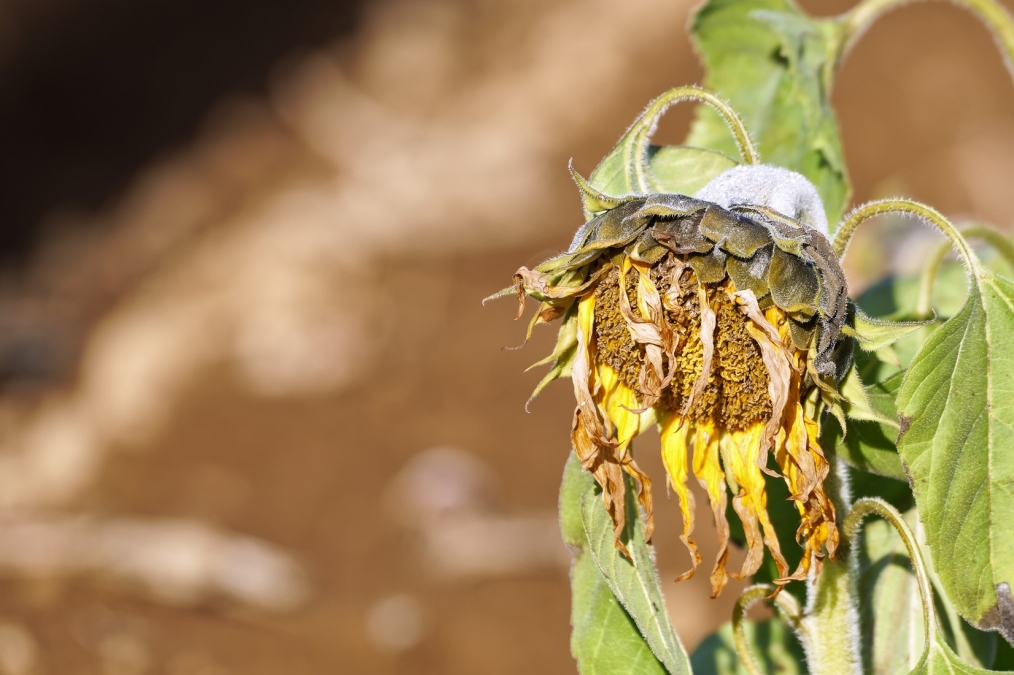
left=915, top=225, right=1014, bottom=317
left=833, top=199, right=980, bottom=277
left=732, top=584, right=805, bottom=675
left=842, top=497, right=937, bottom=649
left=797, top=455, right=864, bottom=675
left=635, top=86, right=761, bottom=179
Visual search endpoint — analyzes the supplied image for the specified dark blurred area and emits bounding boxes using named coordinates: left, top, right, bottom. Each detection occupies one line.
left=0, top=0, right=366, bottom=259
left=0, top=0, right=1005, bottom=673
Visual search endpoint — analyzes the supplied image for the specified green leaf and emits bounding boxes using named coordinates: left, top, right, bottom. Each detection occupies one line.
left=844, top=498, right=1007, bottom=675
left=897, top=268, right=1014, bottom=642
left=563, top=454, right=669, bottom=674
left=687, top=0, right=849, bottom=226
left=580, top=471, right=691, bottom=675
left=827, top=368, right=907, bottom=480
left=571, top=546, right=670, bottom=674
left=859, top=265, right=971, bottom=323
left=588, top=143, right=737, bottom=205
left=584, top=85, right=744, bottom=204
left=647, top=146, right=739, bottom=197
left=690, top=620, right=807, bottom=675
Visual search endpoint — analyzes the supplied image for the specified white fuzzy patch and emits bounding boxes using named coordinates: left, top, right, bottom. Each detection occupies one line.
left=695, top=165, right=829, bottom=236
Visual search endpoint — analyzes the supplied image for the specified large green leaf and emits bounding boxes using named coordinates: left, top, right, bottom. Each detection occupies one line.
left=687, top=0, right=849, bottom=226
left=580, top=466, right=691, bottom=674
left=690, top=620, right=807, bottom=675
left=648, top=146, right=739, bottom=197
left=562, top=454, right=670, bottom=674
left=897, top=268, right=1014, bottom=643
left=570, top=546, right=669, bottom=674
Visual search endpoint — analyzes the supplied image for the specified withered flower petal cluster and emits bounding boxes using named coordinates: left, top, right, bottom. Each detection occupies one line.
left=494, top=173, right=854, bottom=597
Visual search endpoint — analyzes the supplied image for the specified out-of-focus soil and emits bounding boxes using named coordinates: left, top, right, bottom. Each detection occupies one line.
left=0, top=0, right=1009, bottom=673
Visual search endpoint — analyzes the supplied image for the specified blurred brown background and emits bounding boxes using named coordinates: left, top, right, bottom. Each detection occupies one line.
left=0, top=0, right=1008, bottom=673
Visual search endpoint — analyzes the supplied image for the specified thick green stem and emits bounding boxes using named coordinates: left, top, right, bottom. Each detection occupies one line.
left=797, top=456, right=864, bottom=675
left=800, top=559, right=863, bottom=675
left=915, top=225, right=1014, bottom=317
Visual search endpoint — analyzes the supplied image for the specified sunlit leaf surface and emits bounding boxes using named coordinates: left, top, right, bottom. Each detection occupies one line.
left=562, top=454, right=670, bottom=674
left=897, top=269, right=1014, bottom=642
left=687, top=0, right=849, bottom=226
left=579, top=462, right=691, bottom=674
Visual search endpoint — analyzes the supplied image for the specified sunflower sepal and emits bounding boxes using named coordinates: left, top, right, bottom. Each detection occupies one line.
left=847, top=305, right=932, bottom=352
left=568, top=161, right=643, bottom=217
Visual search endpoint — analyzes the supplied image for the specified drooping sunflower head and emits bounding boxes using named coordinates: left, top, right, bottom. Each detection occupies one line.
left=495, top=166, right=853, bottom=597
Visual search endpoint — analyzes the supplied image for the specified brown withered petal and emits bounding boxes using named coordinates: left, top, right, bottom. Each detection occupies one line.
left=682, top=284, right=716, bottom=417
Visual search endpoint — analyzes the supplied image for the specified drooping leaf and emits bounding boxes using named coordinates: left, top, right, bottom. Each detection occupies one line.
left=838, top=363, right=898, bottom=427
left=689, top=619, right=808, bottom=675
left=571, top=545, right=670, bottom=674
left=687, top=0, right=849, bottom=226
left=580, top=466, right=691, bottom=674
left=897, top=267, right=1014, bottom=643
left=562, top=454, right=669, bottom=674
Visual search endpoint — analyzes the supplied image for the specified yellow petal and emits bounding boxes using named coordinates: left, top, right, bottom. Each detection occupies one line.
left=596, top=364, right=656, bottom=542
left=725, top=425, right=790, bottom=581
left=598, top=364, right=642, bottom=451
left=660, top=413, right=700, bottom=580
left=691, top=420, right=730, bottom=598
left=571, top=295, right=603, bottom=452
left=774, top=409, right=839, bottom=584
left=571, top=294, right=632, bottom=557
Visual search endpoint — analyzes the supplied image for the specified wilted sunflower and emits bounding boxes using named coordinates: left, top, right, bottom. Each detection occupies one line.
left=490, top=164, right=854, bottom=597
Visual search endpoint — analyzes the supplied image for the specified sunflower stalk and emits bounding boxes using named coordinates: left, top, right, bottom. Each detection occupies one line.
left=796, top=456, right=863, bottom=675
